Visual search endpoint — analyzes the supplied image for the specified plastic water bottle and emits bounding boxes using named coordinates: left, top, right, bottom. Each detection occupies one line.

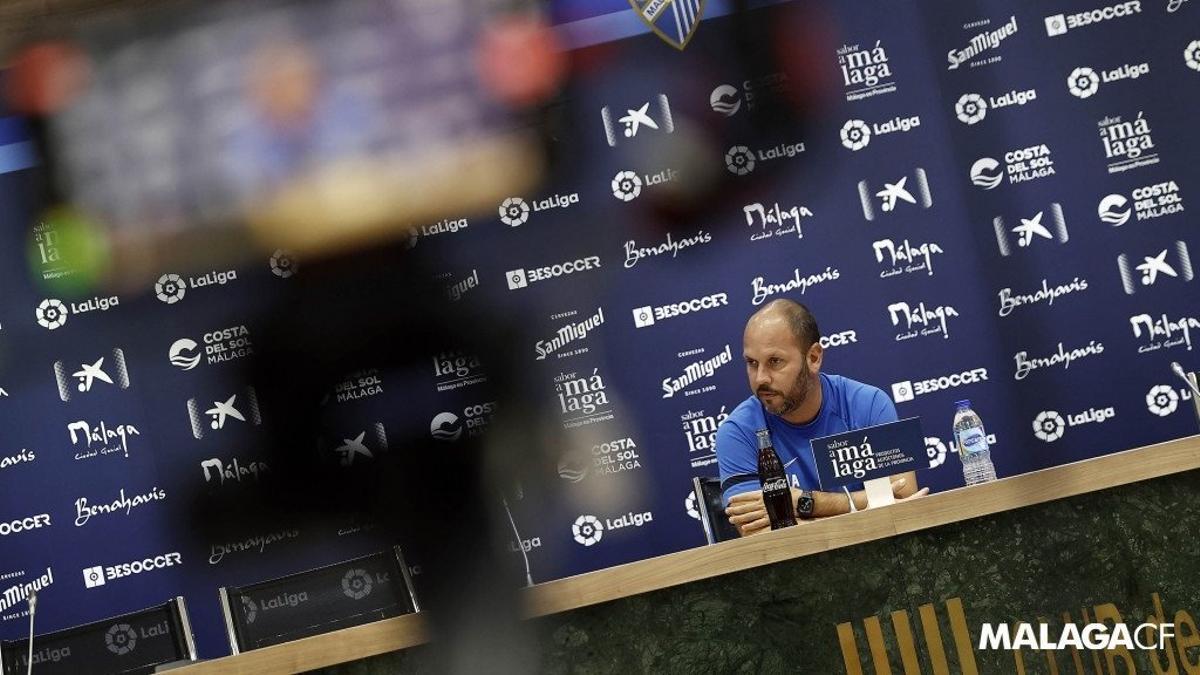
left=953, top=400, right=996, bottom=485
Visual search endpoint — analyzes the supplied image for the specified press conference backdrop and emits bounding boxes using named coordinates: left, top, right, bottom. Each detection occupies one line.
left=1, top=0, right=1199, bottom=663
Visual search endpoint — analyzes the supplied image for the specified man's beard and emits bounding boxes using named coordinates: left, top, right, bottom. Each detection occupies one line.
left=758, top=361, right=813, bottom=417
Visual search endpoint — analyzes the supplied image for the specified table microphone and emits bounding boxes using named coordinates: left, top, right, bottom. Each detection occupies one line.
left=26, top=590, right=37, bottom=675
left=1170, top=362, right=1200, bottom=399
left=501, top=497, right=534, bottom=588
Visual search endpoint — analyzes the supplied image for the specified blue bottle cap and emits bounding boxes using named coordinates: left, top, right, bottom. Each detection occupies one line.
left=955, top=399, right=971, bottom=409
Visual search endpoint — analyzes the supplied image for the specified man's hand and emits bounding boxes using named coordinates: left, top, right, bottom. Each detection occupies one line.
left=725, top=490, right=773, bottom=537
left=891, top=476, right=930, bottom=501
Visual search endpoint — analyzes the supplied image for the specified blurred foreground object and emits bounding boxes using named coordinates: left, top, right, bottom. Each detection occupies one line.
left=18, top=0, right=562, bottom=283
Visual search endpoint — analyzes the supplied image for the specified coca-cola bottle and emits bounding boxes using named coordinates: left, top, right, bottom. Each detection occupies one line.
left=756, top=429, right=796, bottom=529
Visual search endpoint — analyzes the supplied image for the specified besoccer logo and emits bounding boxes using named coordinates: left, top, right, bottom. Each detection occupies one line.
left=1185, top=40, right=1200, bottom=72
left=341, top=568, right=374, bottom=600
left=1098, top=194, right=1131, bottom=226
left=572, top=515, right=604, bottom=546
left=83, top=565, right=106, bottom=588
left=632, top=306, right=655, bottom=328
left=839, top=120, right=872, bottom=151
left=954, top=93, right=988, bottom=125
left=35, top=298, right=69, bottom=330
left=105, top=623, right=137, bottom=656
left=970, top=158, right=1003, bottom=190
left=724, top=145, right=756, bottom=175
left=1146, top=385, right=1179, bottom=417
left=891, top=381, right=914, bottom=404
left=1033, top=410, right=1066, bottom=442
left=1067, top=67, right=1100, bottom=98
left=924, top=437, right=948, bottom=469
left=270, top=250, right=297, bottom=278
left=1045, top=14, right=1068, bottom=36
left=155, top=273, right=186, bottom=304
left=498, top=197, right=530, bottom=226
left=611, top=171, right=643, bottom=202
left=504, top=269, right=529, bottom=290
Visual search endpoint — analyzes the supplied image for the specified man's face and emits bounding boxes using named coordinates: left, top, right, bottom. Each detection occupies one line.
left=743, top=316, right=817, bottom=417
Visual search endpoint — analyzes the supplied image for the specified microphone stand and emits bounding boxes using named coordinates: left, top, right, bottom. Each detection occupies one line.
left=1170, top=362, right=1200, bottom=428
left=26, top=591, right=37, bottom=675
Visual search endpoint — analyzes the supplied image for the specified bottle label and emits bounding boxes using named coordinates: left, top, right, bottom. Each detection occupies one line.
left=761, top=477, right=788, bottom=493
left=956, top=427, right=988, bottom=457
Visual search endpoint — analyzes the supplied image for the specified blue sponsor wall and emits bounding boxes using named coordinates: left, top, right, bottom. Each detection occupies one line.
left=1, top=0, right=1198, bottom=661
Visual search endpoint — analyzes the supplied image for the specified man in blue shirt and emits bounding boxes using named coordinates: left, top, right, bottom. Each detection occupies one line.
left=717, top=299, right=927, bottom=536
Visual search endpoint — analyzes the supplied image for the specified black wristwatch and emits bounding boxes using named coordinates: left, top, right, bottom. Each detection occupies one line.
left=795, top=490, right=815, bottom=520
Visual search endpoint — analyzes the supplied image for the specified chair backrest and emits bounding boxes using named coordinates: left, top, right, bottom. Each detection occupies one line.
left=219, top=546, right=419, bottom=654
left=692, top=477, right=741, bottom=544
left=0, top=597, right=196, bottom=675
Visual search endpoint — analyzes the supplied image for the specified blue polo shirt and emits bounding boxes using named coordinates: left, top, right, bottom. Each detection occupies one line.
left=716, top=373, right=898, bottom=505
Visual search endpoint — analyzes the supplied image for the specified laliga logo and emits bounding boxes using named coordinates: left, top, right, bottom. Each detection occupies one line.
left=341, top=568, right=373, bottom=600
left=840, top=120, right=871, bottom=151
left=1146, top=384, right=1182, bottom=417
left=970, top=158, right=1003, bottom=190
left=924, top=437, right=948, bottom=469
left=154, top=274, right=186, bottom=304
left=710, top=84, right=741, bottom=116
left=1098, top=194, right=1131, bottom=226
left=572, top=515, right=603, bottom=546
left=1033, top=411, right=1067, bottom=442
left=499, top=197, right=530, bottom=226
left=168, top=339, right=201, bottom=371
left=1067, top=67, right=1100, bottom=98
left=611, top=171, right=643, bottom=202
left=35, top=298, right=69, bottom=330
left=685, top=492, right=700, bottom=520
left=269, top=250, right=297, bottom=278
left=105, top=623, right=137, bottom=656
left=954, top=93, right=987, bottom=125
left=1187, top=41, right=1200, bottom=72
left=724, top=146, right=756, bottom=176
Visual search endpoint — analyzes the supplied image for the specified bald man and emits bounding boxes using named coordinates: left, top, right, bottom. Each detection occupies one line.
left=717, top=300, right=927, bottom=536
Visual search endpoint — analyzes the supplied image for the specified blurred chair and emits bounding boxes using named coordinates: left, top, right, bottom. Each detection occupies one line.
left=692, top=477, right=740, bottom=544
left=218, top=547, right=419, bottom=654
left=0, top=597, right=196, bottom=675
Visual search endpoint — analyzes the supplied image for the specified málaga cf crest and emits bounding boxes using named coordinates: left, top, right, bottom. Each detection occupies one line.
left=629, top=0, right=706, bottom=50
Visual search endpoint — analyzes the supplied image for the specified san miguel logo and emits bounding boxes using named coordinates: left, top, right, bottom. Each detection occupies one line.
left=630, top=0, right=706, bottom=50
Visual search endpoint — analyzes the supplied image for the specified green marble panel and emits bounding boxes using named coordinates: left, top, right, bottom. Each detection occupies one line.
left=317, top=469, right=1200, bottom=674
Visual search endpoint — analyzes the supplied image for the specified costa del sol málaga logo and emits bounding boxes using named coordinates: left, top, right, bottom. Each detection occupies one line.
left=36, top=298, right=69, bottom=330
left=970, top=158, right=1003, bottom=189
left=1067, top=67, right=1100, bottom=98
left=1146, top=385, right=1179, bottom=417
left=1033, top=410, right=1066, bottom=442
left=611, top=171, right=643, bottom=202
left=572, top=515, right=604, bottom=546
left=155, top=274, right=186, bottom=304
left=955, top=93, right=988, bottom=124
left=499, top=197, right=530, bottom=226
